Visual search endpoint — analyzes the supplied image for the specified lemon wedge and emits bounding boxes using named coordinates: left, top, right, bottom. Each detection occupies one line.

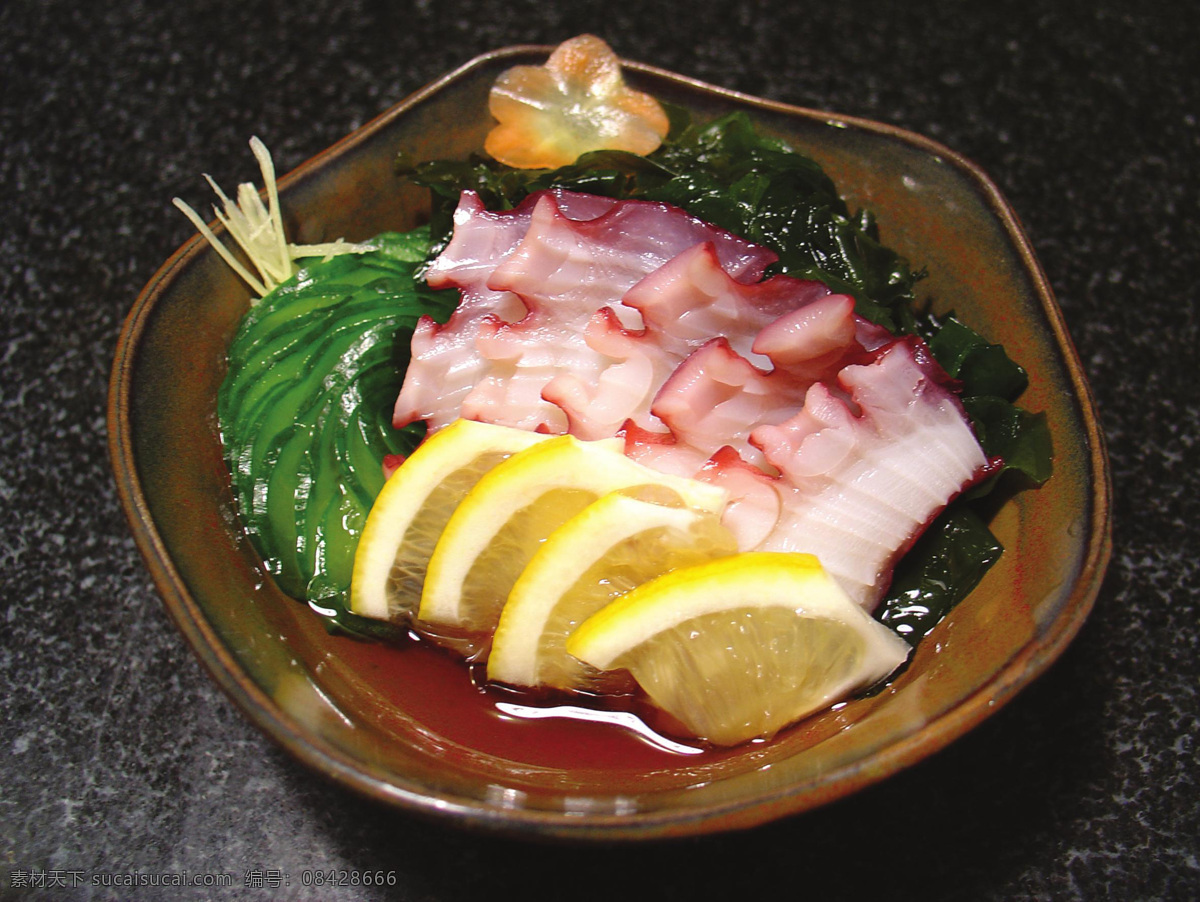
left=349, top=419, right=552, bottom=622
left=487, top=490, right=738, bottom=691
left=418, top=434, right=728, bottom=635
left=566, top=552, right=911, bottom=746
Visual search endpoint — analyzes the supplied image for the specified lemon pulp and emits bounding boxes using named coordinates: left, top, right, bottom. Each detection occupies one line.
left=567, top=552, right=910, bottom=746
left=349, top=419, right=551, bottom=621
left=488, top=490, right=738, bottom=690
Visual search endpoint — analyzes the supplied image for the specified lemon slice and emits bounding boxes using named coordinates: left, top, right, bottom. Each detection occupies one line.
left=349, top=419, right=552, bottom=621
left=566, top=552, right=911, bottom=746
left=418, top=434, right=728, bottom=635
left=487, top=491, right=738, bottom=691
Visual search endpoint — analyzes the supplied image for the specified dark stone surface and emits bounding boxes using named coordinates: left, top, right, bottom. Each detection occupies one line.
left=2, top=0, right=1197, bottom=898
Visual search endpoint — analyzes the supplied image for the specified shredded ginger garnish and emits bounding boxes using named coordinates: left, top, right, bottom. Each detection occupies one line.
left=173, top=137, right=374, bottom=301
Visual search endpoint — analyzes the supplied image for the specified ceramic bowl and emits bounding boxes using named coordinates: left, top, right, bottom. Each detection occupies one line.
left=108, top=45, right=1111, bottom=840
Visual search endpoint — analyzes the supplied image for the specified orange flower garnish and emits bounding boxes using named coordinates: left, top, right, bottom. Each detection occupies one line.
left=485, top=35, right=670, bottom=170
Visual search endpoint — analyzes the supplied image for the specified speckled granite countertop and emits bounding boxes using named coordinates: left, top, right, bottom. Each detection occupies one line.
left=2, top=1, right=1197, bottom=899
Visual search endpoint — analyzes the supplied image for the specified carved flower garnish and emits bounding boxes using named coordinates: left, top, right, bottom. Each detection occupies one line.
left=485, top=35, right=670, bottom=170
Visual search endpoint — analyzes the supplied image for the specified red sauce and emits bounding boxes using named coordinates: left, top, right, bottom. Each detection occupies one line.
left=328, top=630, right=741, bottom=775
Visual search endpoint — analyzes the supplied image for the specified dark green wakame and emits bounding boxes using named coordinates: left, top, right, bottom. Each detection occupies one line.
left=400, top=109, right=1052, bottom=643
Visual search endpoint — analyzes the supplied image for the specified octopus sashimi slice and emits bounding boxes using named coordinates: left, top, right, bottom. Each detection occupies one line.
left=424, top=189, right=623, bottom=292
left=646, top=293, right=869, bottom=468
left=395, top=190, right=626, bottom=430
left=540, top=309, right=669, bottom=440
left=393, top=314, right=500, bottom=432
left=395, top=189, right=778, bottom=432
left=620, top=426, right=783, bottom=557
left=750, top=338, right=992, bottom=609
left=547, top=246, right=863, bottom=441
left=621, top=241, right=835, bottom=366
left=650, top=339, right=813, bottom=467
left=485, top=193, right=778, bottom=328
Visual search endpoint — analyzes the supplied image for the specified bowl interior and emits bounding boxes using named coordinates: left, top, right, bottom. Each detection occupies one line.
left=109, top=47, right=1111, bottom=839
